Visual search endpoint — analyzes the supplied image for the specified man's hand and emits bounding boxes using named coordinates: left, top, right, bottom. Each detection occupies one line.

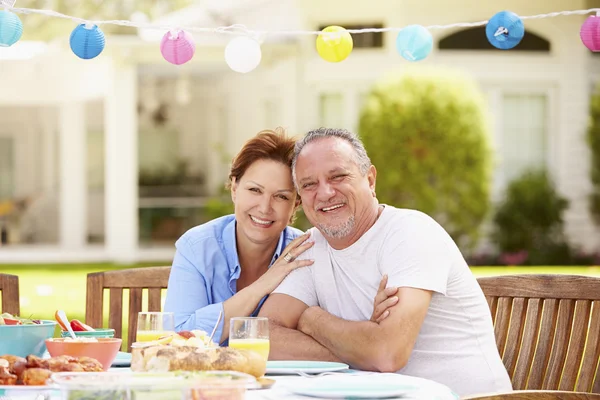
left=370, top=274, right=399, bottom=323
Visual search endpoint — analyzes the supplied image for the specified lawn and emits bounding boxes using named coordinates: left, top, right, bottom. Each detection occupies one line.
left=1, top=263, right=599, bottom=348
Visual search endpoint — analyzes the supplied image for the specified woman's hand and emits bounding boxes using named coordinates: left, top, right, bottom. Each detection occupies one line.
left=370, top=274, right=399, bottom=323
left=255, top=232, right=314, bottom=295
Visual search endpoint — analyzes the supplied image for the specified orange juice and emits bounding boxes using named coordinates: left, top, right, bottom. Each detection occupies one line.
left=229, top=339, right=270, bottom=360
left=136, top=330, right=173, bottom=342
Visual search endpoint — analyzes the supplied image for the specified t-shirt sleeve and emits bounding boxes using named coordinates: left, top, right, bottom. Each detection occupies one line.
left=381, top=213, right=453, bottom=296
left=271, top=247, right=319, bottom=307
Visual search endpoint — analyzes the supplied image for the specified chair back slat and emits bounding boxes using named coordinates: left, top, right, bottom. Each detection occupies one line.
left=85, top=266, right=171, bottom=352
left=148, top=288, right=162, bottom=312
left=127, top=288, right=143, bottom=350
left=504, top=298, right=528, bottom=377
left=544, top=300, right=576, bottom=390
left=513, top=299, right=543, bottom=390
left=495, top=297, right=513, bottom=357
left=462, top=390, right=600, bottom=399
left=0, top=273, right=19, bottom=316
left=487, top=296, right=498, bottom=324
left=108, top=288, right=123, bottom=339
left=577, top=301, right=600, bottom=392
left=527, top=299, right=559, bottom=390
left=560, top=300, right=592, bottom=390
left=478, top=275, right=600, bottom=394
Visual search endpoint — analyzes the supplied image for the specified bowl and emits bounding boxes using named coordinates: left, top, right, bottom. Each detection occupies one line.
left=0, top=320, right=57, bottom=357
left=60, top=328, right=115, bottom=339
left=45, top=338, right=122, bottom=371
left=51, top=371, right=254, bottom=400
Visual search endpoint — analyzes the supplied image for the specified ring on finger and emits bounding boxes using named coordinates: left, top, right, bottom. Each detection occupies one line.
left=283, top=252, right=294, bottom=263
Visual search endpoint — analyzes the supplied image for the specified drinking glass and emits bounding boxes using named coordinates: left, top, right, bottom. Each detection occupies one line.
left=228, top=317, right=270, bottom=362
left=136, top=312, right=175, bottom=342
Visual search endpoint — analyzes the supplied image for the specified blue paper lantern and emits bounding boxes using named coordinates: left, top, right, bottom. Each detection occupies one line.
left=486, top=11, right=524, bottom=50
left=395, top=25, right=433, bottom=62
left=0, top=10, right=23, bottom=47
left=70, top=23, right=105, bottom=59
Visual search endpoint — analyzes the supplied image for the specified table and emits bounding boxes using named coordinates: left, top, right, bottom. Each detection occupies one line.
left=0, top=369, right=458, bottom=400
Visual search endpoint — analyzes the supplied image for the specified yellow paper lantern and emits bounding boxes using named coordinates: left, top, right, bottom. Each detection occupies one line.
left=316, top=25, right=353, bottom=62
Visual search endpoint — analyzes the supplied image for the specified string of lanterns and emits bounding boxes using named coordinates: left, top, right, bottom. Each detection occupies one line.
left=1, top=4, right=600, bottom=73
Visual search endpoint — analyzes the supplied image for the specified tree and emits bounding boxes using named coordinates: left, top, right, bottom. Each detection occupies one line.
left=588, top=83, right=600, bottom=226
left=17, top=0, right=192, bottom=40
left=358, top=67, right=492, bottom=248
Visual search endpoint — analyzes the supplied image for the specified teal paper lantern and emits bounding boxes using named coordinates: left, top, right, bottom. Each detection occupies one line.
left=395, top=25, right=433, bottom=61
left=70, top=23, right=105, bottom=59
left=486, top=10, right=524, bottom=50
left=0, top=10, right=23, bottom=47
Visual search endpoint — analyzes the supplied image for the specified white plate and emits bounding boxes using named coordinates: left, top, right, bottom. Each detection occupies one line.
left=285, top=374, right=459, bottom=400
left=266, top=360, right=349, bottom=375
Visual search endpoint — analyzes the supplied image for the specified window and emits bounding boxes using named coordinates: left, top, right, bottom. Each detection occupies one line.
left=318, top=24, right=384, bottom=48
left=499, top=94, right=548, bottom=184
left=438, top=26, right=550, bottom=52
left=319, top=93, right=344, bottom=127
left=0, top=137, right=14, bottom=199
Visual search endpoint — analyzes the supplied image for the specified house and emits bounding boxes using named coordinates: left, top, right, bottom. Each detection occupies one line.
left=0, top=0, right=598, bottom=263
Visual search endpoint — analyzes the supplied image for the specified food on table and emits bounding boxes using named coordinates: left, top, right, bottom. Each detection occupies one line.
left=131, top=330, right=266, bottom=378
left=22, top=368, right=53, bottom=385
left=54, top=310, right=95, bottom=332
left=0, top=312, right=42, bottom=325
left=0, top=354, right=104, bottom=386
left=55, top=337, right=99, bottom=343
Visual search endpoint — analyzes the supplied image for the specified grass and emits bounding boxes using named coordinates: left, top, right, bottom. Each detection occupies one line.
left=1, top=263, right=599, bottom=348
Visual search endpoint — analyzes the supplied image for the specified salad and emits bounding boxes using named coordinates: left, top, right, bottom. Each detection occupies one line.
left=0, top=312, right=41, bottom=325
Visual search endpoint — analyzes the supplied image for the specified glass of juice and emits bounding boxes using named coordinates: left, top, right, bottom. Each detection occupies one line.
left=228, top=317, right=270, bottom=362
left=136, top=312, right=175, bottom=342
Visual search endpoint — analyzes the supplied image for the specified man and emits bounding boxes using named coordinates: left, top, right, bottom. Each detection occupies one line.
left=257, top=127, right=512, bottom=397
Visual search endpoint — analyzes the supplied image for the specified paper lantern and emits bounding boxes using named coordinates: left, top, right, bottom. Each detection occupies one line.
left=0, top=10, right=23, bottom=47
left=395, top=25, right=433, bottom=61
left=486, top=10, right=524, bottom=50
left=225, top=36, right=262, bottom=73
left=316, top=25, right=353, bottom=63
left=70, top=23, right=105, bottom=59
left=581, top=15, right=600, bottom=51
left=160, top=30, right=195, bottom=65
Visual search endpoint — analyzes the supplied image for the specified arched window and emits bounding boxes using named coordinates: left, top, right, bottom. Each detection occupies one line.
left=438, top=26, right=551, bottom=52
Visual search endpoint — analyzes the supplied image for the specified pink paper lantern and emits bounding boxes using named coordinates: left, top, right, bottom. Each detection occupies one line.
left=160, top=30, right=195, bottom=65
left=581, top=15, right=600, bottom=52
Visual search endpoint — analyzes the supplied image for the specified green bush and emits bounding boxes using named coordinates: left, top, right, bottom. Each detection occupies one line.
left=588, top=84, right=600, bottom=225
left=358, top=67, right=492, bottom=248
left=491, top=169, right=570, bottom=265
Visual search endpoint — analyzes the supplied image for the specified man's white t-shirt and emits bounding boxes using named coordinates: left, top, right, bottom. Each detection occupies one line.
left=273, top=205, right=512, bottom=397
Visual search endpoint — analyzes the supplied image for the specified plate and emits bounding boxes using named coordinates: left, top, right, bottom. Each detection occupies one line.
left=111, top=351, right=132, bottom=367
left=284, top=374, right=459, bottom=400
left=288, top=380, right=416, bottom=399
left=265, top=361, right=349, bottom=375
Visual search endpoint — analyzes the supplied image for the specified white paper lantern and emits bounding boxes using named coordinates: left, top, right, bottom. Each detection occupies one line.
left=224, top=36, right=262, bottom=73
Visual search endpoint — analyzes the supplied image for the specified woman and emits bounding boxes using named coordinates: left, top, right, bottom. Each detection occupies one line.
left=164, top=128, right=396, bottom=345
left=164, top=128, right=313, bottom=345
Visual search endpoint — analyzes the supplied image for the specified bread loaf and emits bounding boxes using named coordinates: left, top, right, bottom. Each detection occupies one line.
left=131, top=345, right=266, bottom=378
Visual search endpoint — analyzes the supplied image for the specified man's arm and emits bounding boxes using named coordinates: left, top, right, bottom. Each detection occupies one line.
left=258, top=293, right=341, bottom=362
left=297, top=287, right=432, bottom=372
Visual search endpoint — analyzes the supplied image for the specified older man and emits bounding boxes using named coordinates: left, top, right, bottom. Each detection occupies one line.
left=257, top=127, right=512, bottom=397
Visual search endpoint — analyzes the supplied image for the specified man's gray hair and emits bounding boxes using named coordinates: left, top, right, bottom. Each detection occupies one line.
left=291, top=128, right=372, bottom=187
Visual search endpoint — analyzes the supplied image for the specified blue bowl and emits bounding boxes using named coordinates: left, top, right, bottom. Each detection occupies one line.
left=0, top=320, right=57, bottom=357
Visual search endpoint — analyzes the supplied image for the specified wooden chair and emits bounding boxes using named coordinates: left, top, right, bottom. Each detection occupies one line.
left=463, top=390, right=600, bottom=399
left=85, top=266, right=171, bottom=352
left=0, top=273, right=19, bottom=315
left=477, top=275, right=600, bottom=394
